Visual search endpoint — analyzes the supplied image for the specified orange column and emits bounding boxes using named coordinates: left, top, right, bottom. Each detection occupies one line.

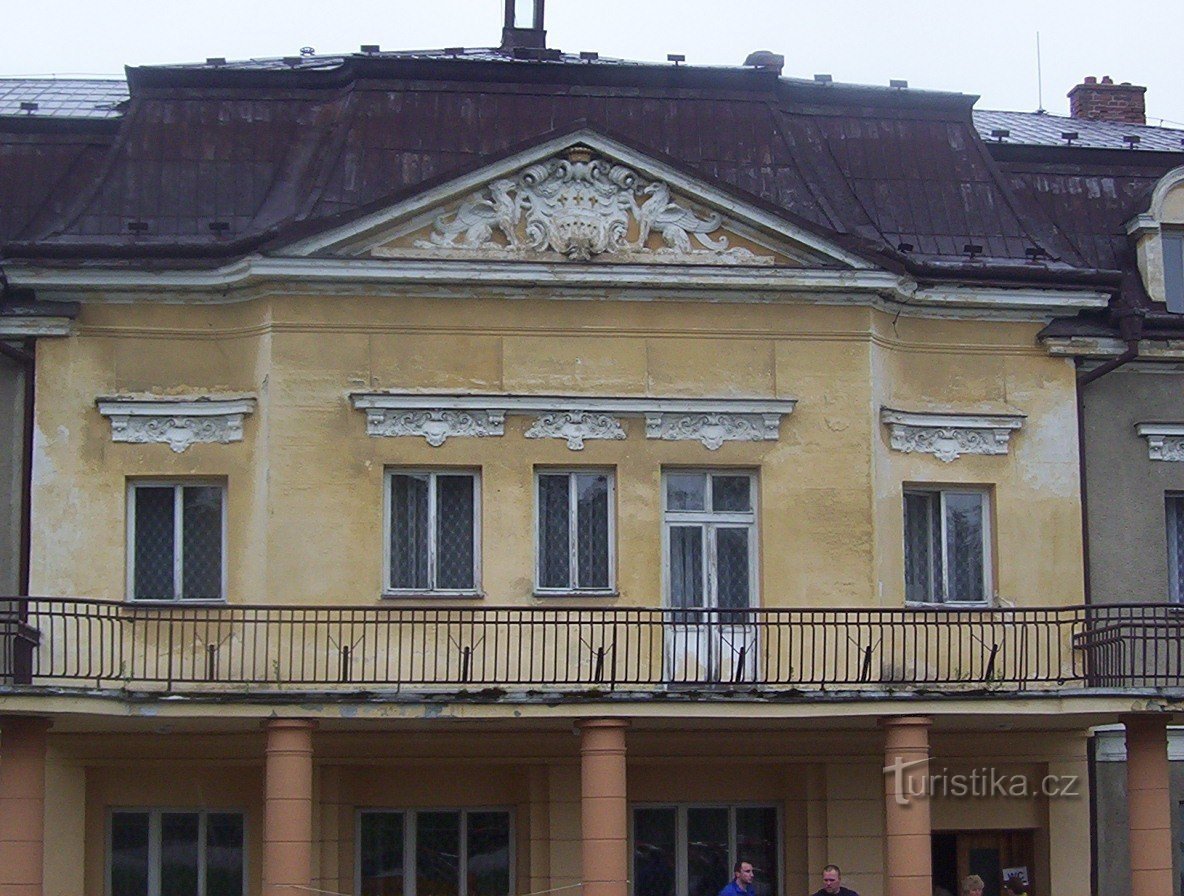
left=578, top=719, right=629, bottom=896
left=0, top=716, right=50, bottom=896
left=881, top=716, right=932, bottom=896
left=263, top=719, right=317, bottom=896
left=1124, top=714, right=1173, bottom=896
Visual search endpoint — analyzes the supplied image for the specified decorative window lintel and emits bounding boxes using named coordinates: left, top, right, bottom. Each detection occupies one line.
left=881, top=407, right=1025, bottom=463
left=1136, top=423, right=1184, bottom=461
left=96, top=396, right=256, bottom=453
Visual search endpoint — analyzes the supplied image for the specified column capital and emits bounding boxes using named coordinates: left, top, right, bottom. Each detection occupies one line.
left=576, top=718, right=630, bottom=731
left=1120, top=712, right=1173, bottom=729
left=262, top=718, right=319, bottom=732
left=878, top=716, right=932, bottom=730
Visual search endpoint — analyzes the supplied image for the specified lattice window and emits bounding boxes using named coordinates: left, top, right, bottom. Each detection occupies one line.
left=536, top=471, right=613, bottom=592
left=904, top=488, right=991, bottom=604
left=129, top=483, right=224, bottom=601
left=388, top=471, right=479, bottom=593
left=1167, top=494, right=1184, bottom=602
left=110, top=809, right=243, bottom=896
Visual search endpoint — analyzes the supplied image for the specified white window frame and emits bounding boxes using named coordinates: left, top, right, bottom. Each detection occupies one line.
left=1167, top=493, right=1184, bottom=603
left=629, top=802, right=781, bottom=896
left=106, top=807, right=246, bottom=896
left=534, top=468, right=616, bottom=595
left=125, top=480, right=228, bottom=603
left=355, top=806, right=515, bottom=896
left=661, top=471, right=759, bottom=610
left=903, top=486, right=993, bottom=606
left=383, top=469, right=482, bottom=596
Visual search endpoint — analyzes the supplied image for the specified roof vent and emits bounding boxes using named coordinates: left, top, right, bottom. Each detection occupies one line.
left=743, top=50, right=784, bottom=74
left=1060, top=131, right=1078, bottom=145
left=813, top=73, right=833, bottom=84
left=889, top=79, right=908, bottom=89
left=990, top=128, right=1010, bottom=142
left=360, top=45, right=380, bottom=54
left=18, top=101, right=38, bottom=114
left=501, top=0, right=547, bottom=51
left=1123, top=134, right=1142, bottom=149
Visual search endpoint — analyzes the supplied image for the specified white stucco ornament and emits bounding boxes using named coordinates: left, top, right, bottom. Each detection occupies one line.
left=362, top=409, right=506, bottom=446
left=96, top=397, right=256, bottom=453
left=645, top=412, right=782, bottom=451
left=416, top=146, right=757, bottom=263
left=524, top=411, right=627, bottom=450
left=880, top=408, right=1025, bottom=463
left=1136, top=423, right=1184, bottom=461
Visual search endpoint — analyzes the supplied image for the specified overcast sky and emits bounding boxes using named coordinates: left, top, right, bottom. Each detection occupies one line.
left=4, top=0, right=1182, bottom=127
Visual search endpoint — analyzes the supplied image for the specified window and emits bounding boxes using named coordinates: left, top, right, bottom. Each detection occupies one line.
left=358, top=809, right=512, bottom=896
left=632, top=805, right=777, bottom=896
left=386, top=471, right=480, bottom=594
left=1168, top=495, right=1184, bottom=602
left=109, top=809, right=244, bottom=896
left=663, top=472, right=757, bottom=612
left=904, top=488, right=991, bottom=604
left=128, top=482, right=225, bottom=601
left=536, top=470, right=614, bottom=593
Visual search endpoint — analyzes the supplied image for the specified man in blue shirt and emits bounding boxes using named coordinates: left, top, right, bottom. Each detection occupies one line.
left=718, top=860, right=756, bottom=896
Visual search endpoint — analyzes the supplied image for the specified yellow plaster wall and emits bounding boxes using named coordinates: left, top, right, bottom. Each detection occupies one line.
left=30, top=291, right=1082, bottom=612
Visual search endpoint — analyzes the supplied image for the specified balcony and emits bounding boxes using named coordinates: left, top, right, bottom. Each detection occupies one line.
left=3, top=598, right=1183, bottom=698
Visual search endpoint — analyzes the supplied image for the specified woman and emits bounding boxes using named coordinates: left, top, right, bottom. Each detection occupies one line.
left=960, top=876, right=984, bottom=896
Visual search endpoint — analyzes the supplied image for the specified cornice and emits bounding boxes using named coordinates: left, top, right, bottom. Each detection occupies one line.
left=881, top=407, right=1026, bottom=463
left=95, top=396, right=257, bottom=453
left=1136, top=422, right=1184, bottom=461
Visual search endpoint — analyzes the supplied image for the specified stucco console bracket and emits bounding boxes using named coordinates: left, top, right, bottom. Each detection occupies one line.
left=1136, top=423, right=1184, bottom=461
left=96, top=396, right=257, bottom=453
left=880, top=407, right=1026, bottom=463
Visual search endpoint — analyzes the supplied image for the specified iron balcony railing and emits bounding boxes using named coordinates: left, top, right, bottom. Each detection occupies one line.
left=2, top=598, right=1183, bottom=694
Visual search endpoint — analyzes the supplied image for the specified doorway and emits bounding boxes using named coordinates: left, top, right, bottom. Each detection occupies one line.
left=931, top=830, right=1035, bottom=896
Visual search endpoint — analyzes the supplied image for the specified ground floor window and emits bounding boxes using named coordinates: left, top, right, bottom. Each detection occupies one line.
left=632, top=805, right=777, bottom=896
left=359, top=809, right=512, bottom=896
left=109, top=809, right=244, bottom=896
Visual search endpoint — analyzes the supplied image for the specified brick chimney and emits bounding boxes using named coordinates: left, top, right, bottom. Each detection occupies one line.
left=1068, top=75, right=1146, bottom=125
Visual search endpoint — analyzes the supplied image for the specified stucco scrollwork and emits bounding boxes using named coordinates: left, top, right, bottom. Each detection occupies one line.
left=1136, top=424, right=1184, bottom=461
left=96, top=397, right=256, bottom=454
left=880, top=408, right=1025, bottom=463
left=644, top=412, right=781, bottom=451
left=524, top=411, right=627, bottom=450
left=363, top=409, right=506, bottom=446
left=416, top=146, right=756, bottom=263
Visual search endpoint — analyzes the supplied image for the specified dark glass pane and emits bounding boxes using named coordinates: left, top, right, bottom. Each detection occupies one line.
left=946, top=493, right=984, bottom=602
left=391, top=475, right=430, bottom=589
left=666, top=473, right=706, bottom=511
left=633, top=809, right=676, bottom=896
left=538, top=475, right=571, bottom=589
left=576, top=474, right=610, bottom=589
left=182, top=487, right=222, bottom=600
left=416, top=811, right=460, bottom=896
left=669, top=526, right=704, bottom=610
left=466, top=811, right=511, bottom=896
left=436, top=476, right=475, bottom=590
left=160, top=812, right=200, bottom=896
left=686, top=808, right=729, bottom=896
left=735, top=808, right=778, bottom=896
left=205, top=813, right=244, bottom=896
left=135, top=486, right=175, bottom=599
left=361, top=813, right=406, bottom=896
left=711, top=476, right=751, bottom=512
left=111, top=812, right=150, bottom=896
left=715, top=528, right=750, bottom=611
left=904, top=492, right=939, bottom=603
left=1171, top=497, right=1184, bottom=601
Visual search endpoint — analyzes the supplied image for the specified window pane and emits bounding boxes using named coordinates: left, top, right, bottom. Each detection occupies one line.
left=735, top=808, right=777, bottom=896
left=436, top=476, right=475, bottom=590
left=134, top=486, right=175, bottom=600
left=633, top=808, right=676, bottom=896
left=904, top=492, right=939, bottom=603
left=416, top=811, right=460, bottom=896
left=160, top=812, right=200, bottom=896
left=361, top=813, right=406, bottom=896
left=716, top=528, right=750, bottom=611
left=391, top=474, right=430, bottom=589
left=686, top=808, right=729, bottom=896
left=538, top=474, right=571, bottom=589
left=669, top=526, right=704, bottom=609
left=711, top=476, right=751, bottom=512
left=945, top=493, right=985, bottom=602
left=111, top=812, right=150, bottom=896
left=205, top=813, right=244, bottom=896
left=1169, top=496, right=1184, bottom=602
left=667, top=473, right=706, bottom=511
left=182, top=486, right=222, bottom=600
left=467, top=811, right=511, bottom=896
left=576, top=474, right=610, bottom=589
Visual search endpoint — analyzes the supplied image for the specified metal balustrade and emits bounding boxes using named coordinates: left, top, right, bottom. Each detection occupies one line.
left=2, top=597, right=1183, bottom=694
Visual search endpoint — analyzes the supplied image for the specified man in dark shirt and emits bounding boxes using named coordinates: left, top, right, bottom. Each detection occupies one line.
left=717, top=860, right=756, bottom=896
left=810, top=864, right=859, bottom=896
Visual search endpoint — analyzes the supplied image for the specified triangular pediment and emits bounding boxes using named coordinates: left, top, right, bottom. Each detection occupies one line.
left=280, top=131, right=875, bottom=270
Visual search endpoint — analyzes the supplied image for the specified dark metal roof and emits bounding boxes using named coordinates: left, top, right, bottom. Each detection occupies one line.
left=974, top=109, right=1184, bottom=152
left=0, top=79, right=128, bottom=120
